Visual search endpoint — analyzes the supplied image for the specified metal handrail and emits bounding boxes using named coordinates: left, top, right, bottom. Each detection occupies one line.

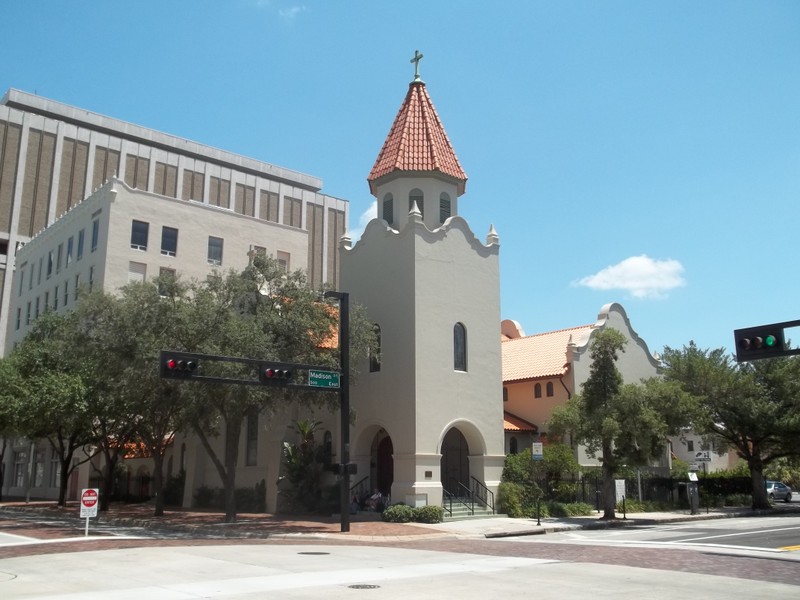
left=471, top=477, right=495, bottom=514
left=443, top=479, right=475, bottom=516
left=350, top=475, right=369, bottom=497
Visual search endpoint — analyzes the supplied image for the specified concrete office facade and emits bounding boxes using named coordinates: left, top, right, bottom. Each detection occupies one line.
left=0, top=89, right=347, bottom=354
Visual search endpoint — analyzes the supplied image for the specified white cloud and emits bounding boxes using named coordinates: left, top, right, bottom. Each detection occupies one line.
left=349, top=200, right=377, bottom=242
left=574, top=255, right=686, bottom=299
left=279, top=5, right=307, bottom=20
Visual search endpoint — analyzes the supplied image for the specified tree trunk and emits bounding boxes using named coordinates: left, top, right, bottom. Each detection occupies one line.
left=151, top=452, right=165, bottom=517
left=601, top=441, right=617, bottom=520
left=223, top=418, right=242, bottom=523
left=99, top=453, right=118, bottom=512
left=749, top=456, right=770, bottom=510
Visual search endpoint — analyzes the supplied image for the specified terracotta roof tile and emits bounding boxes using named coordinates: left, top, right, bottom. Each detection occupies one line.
left=368, top=82, right=467, bottom=195
left=502, top=325, right=595, bottom=382
left=504, top=411, right=538, bottom=432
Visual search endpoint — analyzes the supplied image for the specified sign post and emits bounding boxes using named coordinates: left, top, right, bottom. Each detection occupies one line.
left=80, top=488, right=99, bottom=536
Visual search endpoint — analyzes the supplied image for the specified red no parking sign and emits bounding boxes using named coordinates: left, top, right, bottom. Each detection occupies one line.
left=80, top=488, right=99, bottom=518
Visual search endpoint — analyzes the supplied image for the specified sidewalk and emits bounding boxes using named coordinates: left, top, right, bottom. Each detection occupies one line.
left=3, top=500, right=799, bottom=542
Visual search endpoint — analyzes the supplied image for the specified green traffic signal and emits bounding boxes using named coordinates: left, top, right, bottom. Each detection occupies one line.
left=764, top=334, right=778, bottom=348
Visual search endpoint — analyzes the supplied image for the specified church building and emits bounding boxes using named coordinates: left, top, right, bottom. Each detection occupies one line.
left=339, top=56, right=506, bottom=508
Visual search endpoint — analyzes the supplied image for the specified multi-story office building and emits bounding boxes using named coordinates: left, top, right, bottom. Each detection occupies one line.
left=5, top=179, right=314, bottom=350
left=0, top=89, right=347, bottom=354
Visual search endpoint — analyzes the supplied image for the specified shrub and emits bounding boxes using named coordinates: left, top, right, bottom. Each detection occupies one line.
left=382, top=503, right=415, bottom=523
left=547, top=501, right=593, bottom=517
left=414, top=505, right=444, bottom=523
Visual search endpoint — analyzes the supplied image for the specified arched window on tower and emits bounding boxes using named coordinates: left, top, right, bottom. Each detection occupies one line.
left=370, top=324, right=381, bottom=372
left=454, top=322, right=467, bottom=372
left=534, top=383, right=542, bottom=398
left=546, top=381, right=554, bottom=397
left=409, top=189, right=424, bottom=218
left=439, top=192, right=451, bottom=223
left=382, top=194, right=394, bottom=227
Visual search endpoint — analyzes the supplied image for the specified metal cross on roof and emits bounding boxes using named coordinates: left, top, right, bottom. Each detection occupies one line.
left=410, top=50, right=424, bottom=82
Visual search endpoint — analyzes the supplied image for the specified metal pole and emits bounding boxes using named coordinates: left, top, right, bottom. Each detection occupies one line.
left=325, top=291, right=350, bottom=533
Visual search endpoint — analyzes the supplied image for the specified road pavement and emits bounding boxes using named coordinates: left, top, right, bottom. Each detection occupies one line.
left=1, top=503, right=799, bottom=598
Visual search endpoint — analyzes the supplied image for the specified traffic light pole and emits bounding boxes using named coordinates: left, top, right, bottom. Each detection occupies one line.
left=325, top=291, right=351, bottom=533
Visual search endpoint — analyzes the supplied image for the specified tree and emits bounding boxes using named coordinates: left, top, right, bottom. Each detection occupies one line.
left=661, top=343, right=800, bottom=509
left=75, top=278, right=191, bottom=515
left=548, top=329, right=694, bottom=519
left=0, top=358, right=26, bottom=502
left=9, top=311, right=96, bottom=506
left=180, top=253, right=374, bottom=522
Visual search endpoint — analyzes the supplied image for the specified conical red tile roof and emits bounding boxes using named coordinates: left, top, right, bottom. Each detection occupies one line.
left=368, top=81, right=467, bottom=195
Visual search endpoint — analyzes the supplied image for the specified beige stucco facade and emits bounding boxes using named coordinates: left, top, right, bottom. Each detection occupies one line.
left=340, top=205, right=505, bottom=507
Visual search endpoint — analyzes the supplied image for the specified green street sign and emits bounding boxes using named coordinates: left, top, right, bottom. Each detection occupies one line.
left=308, top=369, right=340, bottom=388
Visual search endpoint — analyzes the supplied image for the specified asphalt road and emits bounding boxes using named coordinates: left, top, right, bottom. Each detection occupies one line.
left=496, top=514, right=800, bottom=553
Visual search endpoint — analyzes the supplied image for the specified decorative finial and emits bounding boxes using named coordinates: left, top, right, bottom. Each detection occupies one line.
left=410, top=50, right=424, bottom=83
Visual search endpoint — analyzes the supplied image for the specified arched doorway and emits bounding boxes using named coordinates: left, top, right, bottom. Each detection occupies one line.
left=370, top=429, right=393, bottom=497
left=441, top=428, right=470, bottom=494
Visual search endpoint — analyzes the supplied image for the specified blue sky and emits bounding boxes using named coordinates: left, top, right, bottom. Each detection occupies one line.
left=2, top=1, right=799, bottom=355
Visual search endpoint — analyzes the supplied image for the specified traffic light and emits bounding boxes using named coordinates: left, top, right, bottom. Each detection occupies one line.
left=734, top=324, right=786, bottom=362
left=160, top=352, right=200, bottom=379
left=259, top=364, right=293, bottom=385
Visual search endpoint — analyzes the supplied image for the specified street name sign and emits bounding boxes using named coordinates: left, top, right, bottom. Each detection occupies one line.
left=309, top=369, right=340, bottom=388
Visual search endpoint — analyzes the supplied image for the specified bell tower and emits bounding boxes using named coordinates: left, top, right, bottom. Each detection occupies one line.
left=340, top=52, right=505, bottom=508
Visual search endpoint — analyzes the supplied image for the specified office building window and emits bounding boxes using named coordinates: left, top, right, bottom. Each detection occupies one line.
left=207, top=236, right=223, bottom=266
left=91, top=219, right=100, bottom=252
left=47, top=251, right=53, bottom=278
left=15, top=307, right=20, bottom=330
left=26, top=302, right=31, bottom=325
left=89, top=266, right=94, bottom=291
left=64, top=280, right=69, bottom=306
left=131, top=220, right=149, bottom=251
left=276, top=251, right=290, bottom=272
left=18, top=269, right=24, bottom=296
left=128, top=261, right=146, bottom=283
left=74, top=274, right=80, bottom=300
left=66, top=237, right=74, bottom=267
left=77, top=229, right=85, bottom=260
left=161, top=226, right=178, bottom=256
left=53, top=286, right=58, bottom=310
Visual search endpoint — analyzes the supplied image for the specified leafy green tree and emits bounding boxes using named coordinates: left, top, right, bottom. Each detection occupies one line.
left=549, top=329, right=694, bottom=519
left=661, top=344, right=800, bottom=509
left=0, top=357, right=26, bottom=501
left=9, top=311, right=95, bottom=506
left=180, top=253, right=374, bottom=522
left=75, top=278, right=192, bottom=515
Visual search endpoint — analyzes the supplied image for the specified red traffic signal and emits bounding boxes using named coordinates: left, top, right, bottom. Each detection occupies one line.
left=160, top=352, right=200, bottom=379
left=260, top=365, right=293, bottom=384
